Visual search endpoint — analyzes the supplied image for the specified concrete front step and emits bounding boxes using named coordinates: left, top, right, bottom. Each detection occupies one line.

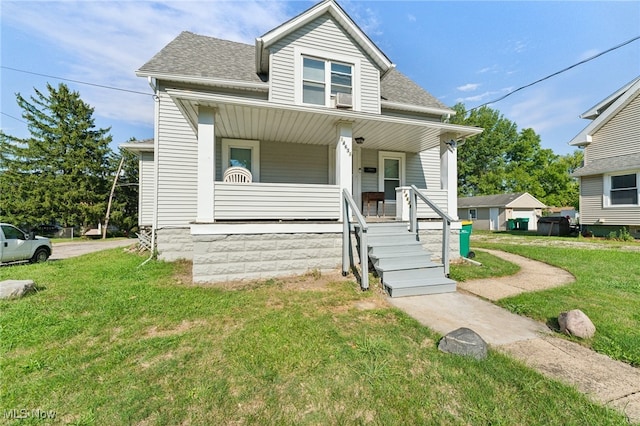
left=383, top=277, right=457, bottom=297
left=373, top=254, right=434, bottom=270
left=368, top=240, right=423, bottom=254
left=367, top=234, right=417, bottom=246
left=369, top=245, right=431, bottom=263
left=358, top=222, right=409, bottom=232
left=377, top=265, right=446, bottom=282
left=361, top=220, right=456, bottom=298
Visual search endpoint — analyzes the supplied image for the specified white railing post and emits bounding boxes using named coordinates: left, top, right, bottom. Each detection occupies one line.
left=342, top=199, right=350, bottom=276
left=410, top=185, right=453, bottom=278
left=342, top=189, right=369, bottom=290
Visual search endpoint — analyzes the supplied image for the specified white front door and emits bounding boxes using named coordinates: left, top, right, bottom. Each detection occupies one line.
left=378, top=151, right=406, bottom=215
left=490, top=208, right=499, bottom=230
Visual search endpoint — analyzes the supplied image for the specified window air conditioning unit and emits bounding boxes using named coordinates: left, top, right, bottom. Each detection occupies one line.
left=335, top=93, right=353, bottom=109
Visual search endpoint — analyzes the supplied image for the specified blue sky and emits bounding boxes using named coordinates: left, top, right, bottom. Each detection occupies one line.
left=1, top=1, right=639, bottom=156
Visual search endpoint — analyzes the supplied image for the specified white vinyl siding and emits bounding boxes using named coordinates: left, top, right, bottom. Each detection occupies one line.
left=214, top=182, right=340, bottom=220
left=361, top=148, right=440, bottom=193
left=156, top=89, right=198, bottom=227
left=406, top=148, right=440, bottom=189
left=260, top=141, right=328, bottom=184
left=580, top=175, right=640, bottom=226
left=269, top=14, right=380, bottom=113
left=588, top=94, right=640, bottom=161
left=139, top=152, right=155, bottom=226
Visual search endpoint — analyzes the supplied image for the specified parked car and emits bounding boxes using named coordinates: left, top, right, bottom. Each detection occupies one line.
left=32, top=224, right=63, bottom=238
left=0, top=223, right=52, bottom=264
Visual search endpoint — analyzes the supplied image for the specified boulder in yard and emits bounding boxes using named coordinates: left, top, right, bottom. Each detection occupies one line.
left=438, top=327, right=488, bottom=360
left=0, top=279, right=36, bottom=300
left=558, top=309, right=596, bottom=339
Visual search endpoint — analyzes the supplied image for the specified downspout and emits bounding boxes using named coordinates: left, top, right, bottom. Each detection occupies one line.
left=140, top=77, right=160, bottom=267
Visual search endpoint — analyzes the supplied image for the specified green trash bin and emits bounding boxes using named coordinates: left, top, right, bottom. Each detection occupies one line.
left=507, top=219, right=516, bottom=231
left=519, top=217, right=529, bottom=231
left=460, top=221, right=475, bottom=258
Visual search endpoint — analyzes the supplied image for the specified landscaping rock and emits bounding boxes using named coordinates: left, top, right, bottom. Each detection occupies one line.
left=558, top=309, right=596, bottom=339
left=438, top=327, right=488, bottom=360
left=0, top=279, right=36, bottom=300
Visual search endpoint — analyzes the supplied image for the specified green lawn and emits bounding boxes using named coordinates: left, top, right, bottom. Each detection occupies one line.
left=0, top=249, right=629, bottom=425
left=469, top=236, right=640, bottom=366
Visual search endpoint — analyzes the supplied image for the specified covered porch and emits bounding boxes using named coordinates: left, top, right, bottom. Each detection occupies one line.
left=166, top=88, right=482, bottom=223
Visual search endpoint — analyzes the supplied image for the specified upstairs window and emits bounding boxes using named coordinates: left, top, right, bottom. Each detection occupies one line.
left=609, top=173, right=638, bottom=206
left=302, top=56, right=352, bottom=106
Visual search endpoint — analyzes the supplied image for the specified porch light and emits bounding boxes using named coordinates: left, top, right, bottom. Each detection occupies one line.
left=355, top=137, right=365, bottom=145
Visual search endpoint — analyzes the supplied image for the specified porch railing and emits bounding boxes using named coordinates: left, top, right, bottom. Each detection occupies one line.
left=214, top=182, right=340, bottom=220
left=342, top=189, right=369, bottom=290
left=408, top=185, right=454, bottom=276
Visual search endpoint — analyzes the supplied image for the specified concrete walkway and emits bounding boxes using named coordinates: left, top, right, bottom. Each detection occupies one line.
left=50, top=239, right=135, bottom=260
left=388, top=249, right=640, bottom=424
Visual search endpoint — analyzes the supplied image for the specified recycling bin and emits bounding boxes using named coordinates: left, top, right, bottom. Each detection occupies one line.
left=460, top=220, right=475, bottom=258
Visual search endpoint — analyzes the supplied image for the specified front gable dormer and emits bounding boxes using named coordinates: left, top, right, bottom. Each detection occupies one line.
left=255, top=0, right=393, bottom=113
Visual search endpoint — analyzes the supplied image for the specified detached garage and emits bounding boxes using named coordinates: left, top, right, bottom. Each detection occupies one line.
left=458, top=192, right=546, bottom=231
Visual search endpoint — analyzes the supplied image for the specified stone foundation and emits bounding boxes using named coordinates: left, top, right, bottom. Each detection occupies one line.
left=157, top=227, right=459, bottom=283
left=192, top=233, right=345, bottom=283
left=157, top=227, right=193, bottom=261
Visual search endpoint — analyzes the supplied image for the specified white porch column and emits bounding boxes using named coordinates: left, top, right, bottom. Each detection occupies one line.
left=197, top=107, right=215, bottom=223
left=336, top=122, right=353, bottom=220
left=440, top=137, right=459, bottom=220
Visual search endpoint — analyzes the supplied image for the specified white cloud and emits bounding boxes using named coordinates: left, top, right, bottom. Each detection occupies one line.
left=2, top=1, right=292, bottom=132
left=457, top=83, right=480, bottom=92
left=407, top=14, right=416, bottom=22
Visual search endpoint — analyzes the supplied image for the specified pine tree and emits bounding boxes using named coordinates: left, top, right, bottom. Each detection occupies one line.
left=0, top=83, right=113, bottom=230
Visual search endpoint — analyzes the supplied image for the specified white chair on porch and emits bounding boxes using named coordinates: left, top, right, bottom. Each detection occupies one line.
left=223, top=166, right=253, bottom=183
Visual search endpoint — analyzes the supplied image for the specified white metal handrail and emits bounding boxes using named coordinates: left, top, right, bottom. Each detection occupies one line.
left=409, top=185, right=453, bottom=276
left=342, top=189, right=369, bottom=290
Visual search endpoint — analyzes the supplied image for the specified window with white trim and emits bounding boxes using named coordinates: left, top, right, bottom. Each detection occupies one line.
left=469, top=209, right=477, bottom=220
left=302, top=56, right=353, bottom=106
left=221, top=139, right=260, bottom=182
left=604, top=172, right=639, bottom=207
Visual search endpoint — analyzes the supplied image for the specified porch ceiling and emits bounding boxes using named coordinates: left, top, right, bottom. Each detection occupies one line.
left=166, top=89, right=482, bottom=153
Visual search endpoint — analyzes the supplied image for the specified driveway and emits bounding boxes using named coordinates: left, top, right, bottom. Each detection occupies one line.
left=49, top=239, right=136, bottom=260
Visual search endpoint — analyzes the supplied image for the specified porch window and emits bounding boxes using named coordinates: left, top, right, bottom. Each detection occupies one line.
left=222, top=139, right=260, bottom=182
left=302, top=56, right=352, bottom=106
left=605, top=172, right=638, bottom=206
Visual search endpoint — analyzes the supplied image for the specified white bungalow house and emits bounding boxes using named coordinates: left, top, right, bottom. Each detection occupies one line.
left=123, top=0, right=482, bottom=296
left=569, top=76, right=640, bottom=238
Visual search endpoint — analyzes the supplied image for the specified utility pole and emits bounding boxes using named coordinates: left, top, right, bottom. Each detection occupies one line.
left=103, top=156, right=125, bottom=239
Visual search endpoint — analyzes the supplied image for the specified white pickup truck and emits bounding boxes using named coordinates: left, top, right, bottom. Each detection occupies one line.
left=0, top=223, right=52, bottom=264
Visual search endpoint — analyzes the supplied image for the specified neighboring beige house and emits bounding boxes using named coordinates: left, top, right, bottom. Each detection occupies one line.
left=458, top=193, right=546, bottom=231
left=123, top=0, right=482, bottom=293
left=569, top=76, right=640, bottom=238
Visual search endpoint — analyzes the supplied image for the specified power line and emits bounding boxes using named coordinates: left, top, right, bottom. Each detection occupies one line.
left=470, top=35, right=640, bottom=111
left=1, top=111, right=27, bottom=125
left=1, top=66, right=152, bottom=97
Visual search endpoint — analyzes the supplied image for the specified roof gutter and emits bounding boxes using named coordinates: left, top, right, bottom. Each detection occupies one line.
left=135, top=71, right=270, bottom=92
left=381, top=100, right=455, bottom=117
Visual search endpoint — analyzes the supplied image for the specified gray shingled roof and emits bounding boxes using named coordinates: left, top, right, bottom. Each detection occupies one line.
left=458, top=193, right=532, bottom=208
left=380, top=69, right=449, bottom=110
left=138, top=31, right=447, bottom=109
left=572, top=153, right=640, bottom=177
left=138, top=31, right=265, bottom=83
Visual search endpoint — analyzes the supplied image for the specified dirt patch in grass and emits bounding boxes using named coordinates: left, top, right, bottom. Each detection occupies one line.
left=144, top=319, right=208, bottom=338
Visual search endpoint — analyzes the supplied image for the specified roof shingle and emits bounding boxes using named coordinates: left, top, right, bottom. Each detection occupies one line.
left=138, top=31, right=447, bottom=109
